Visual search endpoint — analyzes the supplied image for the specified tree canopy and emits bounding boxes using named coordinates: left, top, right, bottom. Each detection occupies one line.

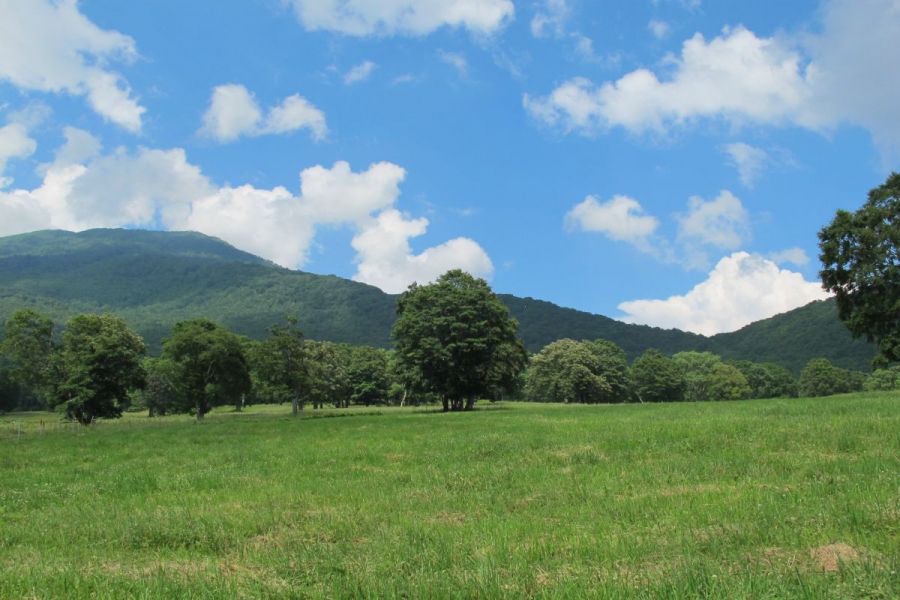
left=162, top=319, right=251, bottom=420
left=630, top=349, right=685, bottom=403
left=819, top=172, right=900, bottom=366
left=50, top=314, right=147, bottom=424
left=392, top=270, right=526, bottom=411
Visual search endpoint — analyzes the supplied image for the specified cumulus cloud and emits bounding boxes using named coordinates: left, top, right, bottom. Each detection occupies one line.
left=298, top=161, right=406, bottom=224
left=524, top=26, right=810, bottom=135
left=677, top=190, right=749, bottom=249
left=0, top=0, right=144, bottom=132
left=566, top=189, right=751, bottom=269
left=352, top=209, right=493, bottom=293
left=724, top=142, right=768, bottom=187
left=343, top=61, right=377, bottom=85
left=50, top=127, right=102, bottom=168
left=285, top=0, right=514, bottom=37
left=617, top=252, right=830, bottom=335
left=200, top=84, right=327, bottom=142
left=525, top=1, right=900, bottom=159
left=565, top=195, right=659, bottom=249
left=0, top=146, right=491, bottom=292
left=0, top=123, right=36, bottom=183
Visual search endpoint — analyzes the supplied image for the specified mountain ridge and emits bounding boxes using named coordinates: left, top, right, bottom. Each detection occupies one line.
left=0, top=229, right=876, bottom=373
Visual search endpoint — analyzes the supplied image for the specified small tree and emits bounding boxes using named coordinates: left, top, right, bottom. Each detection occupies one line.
left=799, top=358, right=861, bottom=397
left=50, top=314, right=147, bottom=424
left=630, top=349, right=685, bottom=403
left=864, top=366, right=900, bottom=391
left=1, top=309, right=55, bottom=409
left=253, top=318, right=308, bottom=415
left=819, top=172, right=900, bottom=366
left=525, top=339, right=612, bottom=404
left=163, top=319, right=251, bottom=421
left=392, top=270, right=526, bottom=412
left=731, top=360, right=798, bottom=399
left=141, top=357, right=183, bottom=417
left=346, top=345, right=391, bottom=406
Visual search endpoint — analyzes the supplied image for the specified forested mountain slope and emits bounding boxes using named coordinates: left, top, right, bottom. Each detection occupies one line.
left=0, top=229, right=876, bottom=371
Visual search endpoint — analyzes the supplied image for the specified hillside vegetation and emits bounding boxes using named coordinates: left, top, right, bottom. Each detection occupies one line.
left=1, top=396, right=897, bottom=598
left=0, top=229, right=875, bottom=371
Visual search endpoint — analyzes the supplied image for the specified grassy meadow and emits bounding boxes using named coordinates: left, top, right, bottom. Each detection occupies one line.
left=1, top=394, right=898, bottom=599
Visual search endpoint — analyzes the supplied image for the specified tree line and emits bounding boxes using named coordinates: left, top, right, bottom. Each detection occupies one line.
left=1, top=270, right=895, bottom=423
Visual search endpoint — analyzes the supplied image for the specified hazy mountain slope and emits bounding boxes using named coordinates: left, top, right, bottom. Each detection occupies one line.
left=0, top=229, right=876, bottom=370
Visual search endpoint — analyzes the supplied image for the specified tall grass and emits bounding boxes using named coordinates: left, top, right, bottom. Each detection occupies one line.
left=1, top=393, right=897, bottom=598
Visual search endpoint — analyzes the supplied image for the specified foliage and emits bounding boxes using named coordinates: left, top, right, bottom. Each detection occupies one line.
left=0, top=309, right=55, bottom=408
left=629, top=349, right=685, bottom=402
left=0, top=229, right=877, bottom=373
left=819, top=172, right=900, bottom=365
left=162, top=319, right=251, bottom=420
left=673, top=352, right=750, bottom=401
left=140, top=357, right=184, bottom=417
left=251, top=318, right=308, bottom=415
left=863, top=366, right=900, bottom=391
left=49, top=314, right=147, bottom=424
left=393, top=270, right=526, bottom=411
left=799, top=358, right=864, bottom=397
left=304, top=340, right=351, bottom=409
left=730, top=360, right=798, bottom=398
left=345, top=345, right=391, bottom=406
left=525, top=339, right=611, bottom=404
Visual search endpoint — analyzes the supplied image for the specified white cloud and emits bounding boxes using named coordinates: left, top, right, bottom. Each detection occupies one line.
left=184, top=185, right=315, bottom=268
left=618, top=252, right=830, bottom=335
left=51, top=127, right=102, bottom=168
left=802, top=0, right=900, bottom=162
left=724, top=142, right=768, bottom=187
left=0, top=145, right=491, bottom=292
left=200, top=84, right=326, bottom=143
left=343, top=60, right=377, bottom=85
left=285, top=0, right=514, bottom=36
left=351, top=208, right=493, bottom=293
left=525, top=2, right=900, bottom=159
left=677, top=190, right=749, bottom=250
left=0, top=0, right=144, bottom=132
left=648, top=19, right=671, bottom=40
left=524, top=26, right=810, bottom=135
left=565, top=195, right=659, bottom=248
left=261, top=95, right=327, bottom=139
left=531, top=0, right=570, bottom=38
left=438, top=50, right=468, bottom=75
left=566, top=190, right=752, bottom=269
left=768, top=247, right=810, bottom=267
left=298, top=160, right=406, bottom=224
left=0, top=123, right=36, bottom=182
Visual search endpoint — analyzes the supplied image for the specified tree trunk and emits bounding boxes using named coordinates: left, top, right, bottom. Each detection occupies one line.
left=442, top=397, right=449, bottom=412
left=465, top=395, right=476, bottom=411
left=292, top=395, right=300, bottom=416
left=196, top=401, right=205, bottom=422
left=400, top=389, right=407, bottom=408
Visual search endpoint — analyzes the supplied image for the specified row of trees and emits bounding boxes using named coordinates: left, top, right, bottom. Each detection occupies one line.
left=2, top=257, right=897, bottom=421
left=521, top=337, right=891, bottom=404
left=0, top=310, right=404, bottom=422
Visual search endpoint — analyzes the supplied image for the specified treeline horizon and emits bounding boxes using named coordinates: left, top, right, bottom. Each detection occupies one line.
left=2, top=306, right=896, bottom=422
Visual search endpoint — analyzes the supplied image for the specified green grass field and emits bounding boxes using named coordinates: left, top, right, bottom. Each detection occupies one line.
left=1, top=394, right=898, bottom=599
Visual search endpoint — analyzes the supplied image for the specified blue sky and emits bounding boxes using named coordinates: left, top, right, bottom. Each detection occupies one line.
left=0, top=0, right=897, bottom=335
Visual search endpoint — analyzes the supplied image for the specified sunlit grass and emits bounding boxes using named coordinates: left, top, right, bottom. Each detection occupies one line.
left=1, top=393, right=898, bottom=598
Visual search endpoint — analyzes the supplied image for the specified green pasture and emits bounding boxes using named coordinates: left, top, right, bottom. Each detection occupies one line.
left=1, top=393, right=898, bottom=598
